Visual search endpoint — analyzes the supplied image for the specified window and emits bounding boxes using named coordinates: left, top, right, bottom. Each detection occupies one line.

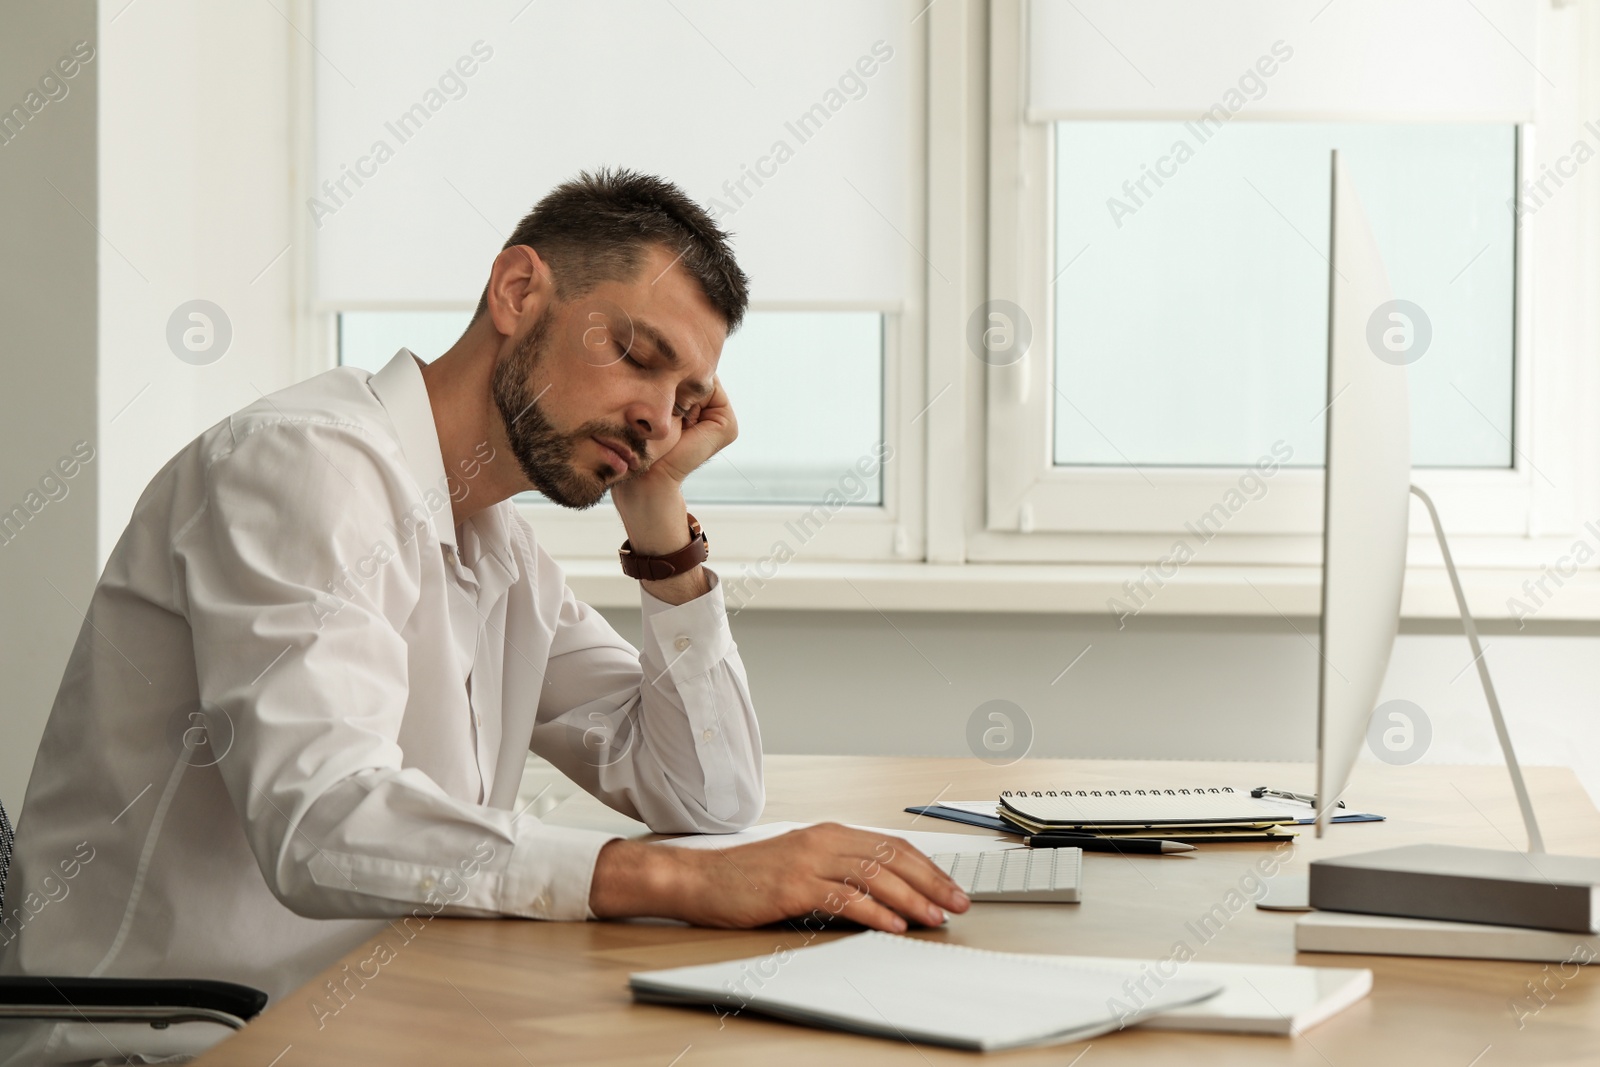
left=1051, top=121, right=1516, bottom=469
left=977, top=0, right=1567, bottom=561
left=312, top=1, right=927, bottom=564
left=678, top=311, right=885, bottom=506
left=338, top=310, right=469, bottom=374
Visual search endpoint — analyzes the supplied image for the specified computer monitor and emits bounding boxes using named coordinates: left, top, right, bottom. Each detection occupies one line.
left=1312, top=152, right=1546, bottom=851
left=1312, top=152, right=1413, bottom=838
left=1304, top=156, right=1575, bottom=938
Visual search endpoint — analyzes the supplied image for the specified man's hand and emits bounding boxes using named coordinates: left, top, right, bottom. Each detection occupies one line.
left=588, top=823, right=972, bottom=932
left=611, top=377, right=736, bottom=521
left=641, top=375, right=738, bottom=490
left=609, top=378, right=736, bottom=605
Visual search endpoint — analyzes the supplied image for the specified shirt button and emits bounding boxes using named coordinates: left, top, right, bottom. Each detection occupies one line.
left=534, top=893, right=549, bottom=910
left=702, top=728, right=716, bottom=742
left=674, top=636, right=692, bottom=652
left=419, top=876, right=436, bottom=890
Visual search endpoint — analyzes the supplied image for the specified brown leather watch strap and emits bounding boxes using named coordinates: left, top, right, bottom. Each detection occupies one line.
left=618, top=514, right=708, bottom=580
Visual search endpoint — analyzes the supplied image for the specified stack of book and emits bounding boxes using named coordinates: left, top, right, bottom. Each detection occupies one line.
left=1297, top=844, right=1600, bottom=963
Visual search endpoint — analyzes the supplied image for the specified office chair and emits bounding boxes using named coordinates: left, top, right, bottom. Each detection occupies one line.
left=0, top=799, right=268, bottom=1031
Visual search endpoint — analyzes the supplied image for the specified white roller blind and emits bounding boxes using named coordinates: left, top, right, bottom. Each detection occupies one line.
left=1028, top=0, right=1538, bottom=123
left=313, top=1, right=916, bottom=307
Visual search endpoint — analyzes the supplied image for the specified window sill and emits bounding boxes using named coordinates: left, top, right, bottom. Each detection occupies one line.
left=561, top=559, right=1600, bottom=622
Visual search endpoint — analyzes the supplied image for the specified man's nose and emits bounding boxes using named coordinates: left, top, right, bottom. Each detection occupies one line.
left=628, top=396, right=674, bottom=444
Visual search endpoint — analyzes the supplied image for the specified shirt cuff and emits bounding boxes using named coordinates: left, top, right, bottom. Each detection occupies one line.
left=640, top=567, right=734, bottom=681
left=500, top=823, right=623, bottom=922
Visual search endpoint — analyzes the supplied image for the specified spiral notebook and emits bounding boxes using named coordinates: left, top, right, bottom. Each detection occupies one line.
left=996, top=786, right=1309, bottom=833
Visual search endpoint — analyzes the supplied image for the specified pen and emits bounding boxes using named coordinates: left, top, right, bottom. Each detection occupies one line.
left=1027, top=834, right=1194, bottom=855
left=1251, top=786, right=1345, bottom=810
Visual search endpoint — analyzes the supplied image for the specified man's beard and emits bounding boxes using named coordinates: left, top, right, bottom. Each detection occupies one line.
left=490, top=308, right=649, bottom=510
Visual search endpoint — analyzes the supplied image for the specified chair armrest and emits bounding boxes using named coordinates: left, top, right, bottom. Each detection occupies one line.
left=0, top=976, right=269, bottom=1030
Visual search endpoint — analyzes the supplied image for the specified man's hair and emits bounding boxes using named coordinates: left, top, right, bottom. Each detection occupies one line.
left=473, top=168, right=749, bottom=331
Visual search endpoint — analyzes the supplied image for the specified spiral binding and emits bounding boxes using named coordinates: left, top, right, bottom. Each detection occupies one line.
left=999, top=786, right=1237, bottom=797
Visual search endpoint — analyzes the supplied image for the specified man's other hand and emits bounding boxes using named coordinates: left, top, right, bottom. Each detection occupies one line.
left=587, top=822, right=972, bottom=933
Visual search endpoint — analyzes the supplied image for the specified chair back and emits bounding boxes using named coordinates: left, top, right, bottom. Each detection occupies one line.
left=0, top=798, right=11, bottom=917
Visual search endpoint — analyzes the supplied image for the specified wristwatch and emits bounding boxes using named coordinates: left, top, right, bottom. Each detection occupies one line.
left=618, top=513, right=708, bottom=580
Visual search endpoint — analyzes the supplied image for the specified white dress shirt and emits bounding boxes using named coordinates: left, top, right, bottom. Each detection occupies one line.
left=0, top=349, right=763, bottom=1066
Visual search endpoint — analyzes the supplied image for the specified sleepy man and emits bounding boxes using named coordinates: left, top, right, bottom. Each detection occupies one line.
left=0, top=169, right=968, bottom=1066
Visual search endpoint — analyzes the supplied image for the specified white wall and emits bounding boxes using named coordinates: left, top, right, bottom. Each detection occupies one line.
left=0, top=0, right=100, bottom=804
left=1, top=0, right=299, bottom=810
left=97, top=0, right=298, bottom=557
left=599, top=606, right=1600, bottom=814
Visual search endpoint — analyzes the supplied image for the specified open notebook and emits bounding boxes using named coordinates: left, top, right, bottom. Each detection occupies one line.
left=630, top=932, right=1222, bottom=1051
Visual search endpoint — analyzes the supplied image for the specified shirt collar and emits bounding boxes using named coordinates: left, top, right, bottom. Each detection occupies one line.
left=367, top=347, right=458, bottom=550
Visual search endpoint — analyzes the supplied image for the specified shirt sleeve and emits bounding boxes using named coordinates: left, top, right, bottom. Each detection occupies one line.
left=180, top=419, right=620, bottom=923
left=526, top=526, right=765, bottom=835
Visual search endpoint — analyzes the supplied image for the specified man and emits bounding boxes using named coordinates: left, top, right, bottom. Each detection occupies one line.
left=0, top=170, right=967, bottom=1065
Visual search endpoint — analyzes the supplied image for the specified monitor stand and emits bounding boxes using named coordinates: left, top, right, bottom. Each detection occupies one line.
left=1407, top=484, right=1543, bottom=853
left=1304, top=487, right=1600, bottom=933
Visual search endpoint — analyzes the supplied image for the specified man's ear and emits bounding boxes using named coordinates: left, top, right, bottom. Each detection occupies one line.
left=485, top=246, right=550, bottom=337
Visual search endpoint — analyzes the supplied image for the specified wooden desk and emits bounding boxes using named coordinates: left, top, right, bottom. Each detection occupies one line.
left=194, top=757, right=1600, bottom=1066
